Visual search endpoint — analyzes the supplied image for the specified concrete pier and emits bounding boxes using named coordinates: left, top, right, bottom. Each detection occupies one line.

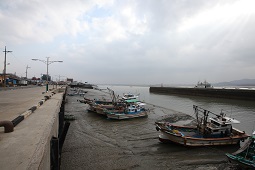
left=150, top=87, right=255, bottom=100
left=0, top=86, right=66, bottom=170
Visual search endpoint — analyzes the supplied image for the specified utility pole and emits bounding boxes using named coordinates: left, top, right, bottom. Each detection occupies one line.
left=25, top=65, right=31, bottom=79
left=32, top=57, right=63, bottom=92
left=55, top=75, right=65, bottom=82
left=2, top=46, right=12, bottom=87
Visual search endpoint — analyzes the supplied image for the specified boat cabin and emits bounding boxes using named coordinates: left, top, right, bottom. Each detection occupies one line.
left=126, top=105, right=144, bottom=114
left=122, top=93, right=139, bottom=100
left=206, top=116, right=239, bottom=137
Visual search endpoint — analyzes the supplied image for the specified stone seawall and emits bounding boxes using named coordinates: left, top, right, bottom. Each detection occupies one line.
left=149, top=87, right=255, bottom=100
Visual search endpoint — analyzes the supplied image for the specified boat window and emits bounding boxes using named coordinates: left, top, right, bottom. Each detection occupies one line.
left=211, top=120, right=220, bottom=126
left=213, top=130, right=219, bottom=132
left=221, top=124, right=227, bottom=127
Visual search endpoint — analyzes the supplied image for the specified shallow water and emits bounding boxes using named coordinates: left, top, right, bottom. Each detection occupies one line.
left=99, top=85, right=255, bottom=135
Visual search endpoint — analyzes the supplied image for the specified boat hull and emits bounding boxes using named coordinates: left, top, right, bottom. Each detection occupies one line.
left=158, top=131, right=244, bottom=146
left=106, top=111, right=148, bottom=120
left=95, top=105, right=115, bottom=115
left=226, top=153, right=255, bottom=169
left=156, top=123, right=249, bottom=146
left=225, top=135, right=255, bottom=169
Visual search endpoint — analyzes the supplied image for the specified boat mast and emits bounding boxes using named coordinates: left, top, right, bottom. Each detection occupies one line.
left=193, top=105, right=209, bottom=137
left=107, top=88, right=117, bottom=104
left=202, top=109, right=209, bottom=137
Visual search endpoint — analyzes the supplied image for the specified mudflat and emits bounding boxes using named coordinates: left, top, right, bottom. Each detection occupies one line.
left=61, top=88, right=239, bottom=170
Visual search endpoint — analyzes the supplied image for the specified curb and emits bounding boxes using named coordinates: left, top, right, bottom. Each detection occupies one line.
left=0, top=91, right=60, bottom=133
left=13, top=92, right=56, bottom=127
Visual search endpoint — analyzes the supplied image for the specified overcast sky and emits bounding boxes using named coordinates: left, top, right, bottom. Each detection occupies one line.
left=0, top=0, right=255, bottom=85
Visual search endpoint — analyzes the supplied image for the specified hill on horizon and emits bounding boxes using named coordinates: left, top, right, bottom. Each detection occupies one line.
left=213, top=79, right=255, bottom=86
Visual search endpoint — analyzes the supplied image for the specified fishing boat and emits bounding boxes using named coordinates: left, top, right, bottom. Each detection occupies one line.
left=95, top=104, right=116, bottom=115
left=195, top=80, right=213, bottom=88
left=122, top=93, right=139, bottom=100
left=105, top=104, right=148, bottom=120
left=88, top=88, right=147, bottom=119
left=226, top=132, right=255, bottom=169
left=87, top=99, right=113, bottom=113
left=155, top=105, right=249, bottom=146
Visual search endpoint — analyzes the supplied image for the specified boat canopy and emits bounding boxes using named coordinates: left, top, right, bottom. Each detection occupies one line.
left=209, top=116, right=240, bottom=124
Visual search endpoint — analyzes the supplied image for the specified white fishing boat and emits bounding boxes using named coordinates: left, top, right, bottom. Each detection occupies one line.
left=155, top=105, right=249, bottom=146
left=122, top=93, right=139, bottom=100
left=195, top=81, right=213, bottom=88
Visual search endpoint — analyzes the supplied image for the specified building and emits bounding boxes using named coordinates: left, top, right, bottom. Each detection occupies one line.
left=0, top=73, right=21, bottom=87
left=66, top=78, right=73, bottom=85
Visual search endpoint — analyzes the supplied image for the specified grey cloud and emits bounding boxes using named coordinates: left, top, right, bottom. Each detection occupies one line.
left=1, top=0, right=255, bottom=84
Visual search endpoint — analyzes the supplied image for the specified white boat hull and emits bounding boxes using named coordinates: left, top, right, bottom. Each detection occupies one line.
left=158, top=130, right=246, bottom=146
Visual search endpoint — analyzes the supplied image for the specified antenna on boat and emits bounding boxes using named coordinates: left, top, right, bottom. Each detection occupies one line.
left=220, top=109, right=224, bottom=117
left=251, top=121, right=255, bottom=136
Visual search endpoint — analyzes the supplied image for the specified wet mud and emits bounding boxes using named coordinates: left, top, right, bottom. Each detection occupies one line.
left=61, top=88, right=240, bottom=170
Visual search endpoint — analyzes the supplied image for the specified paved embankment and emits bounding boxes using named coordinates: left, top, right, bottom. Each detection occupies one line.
left=150, top=87, right=255, bottom=100
left=0, top=86, right=66, bottom=170
left=61, top=88, right=238, bottom=170
left=0, top=86, right=55, bottom=121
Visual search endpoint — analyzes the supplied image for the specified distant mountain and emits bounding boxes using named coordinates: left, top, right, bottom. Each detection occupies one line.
left=213, top=79, right=255, bottom=86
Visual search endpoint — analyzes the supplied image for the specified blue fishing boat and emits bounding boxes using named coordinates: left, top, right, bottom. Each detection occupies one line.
left=105, top=104, right=148, bottom=120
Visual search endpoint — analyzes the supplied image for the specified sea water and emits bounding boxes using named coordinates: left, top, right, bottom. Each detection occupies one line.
left=98, top=85, right=255, bottom=135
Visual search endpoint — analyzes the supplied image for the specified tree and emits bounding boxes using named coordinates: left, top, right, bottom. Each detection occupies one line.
left=41, top=74, right=51, bottom=81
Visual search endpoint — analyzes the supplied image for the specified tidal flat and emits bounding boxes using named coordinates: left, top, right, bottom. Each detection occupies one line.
left=61, top=88, right=239, bottom=170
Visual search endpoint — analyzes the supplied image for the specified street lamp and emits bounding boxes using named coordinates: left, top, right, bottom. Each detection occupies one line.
left=32, top=57, right=63, bottom=92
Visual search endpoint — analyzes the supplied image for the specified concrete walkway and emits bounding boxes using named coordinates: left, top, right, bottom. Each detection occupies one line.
left=0, top=85, right=54, bottom=121
left=0, top=86, right=65, bottom=169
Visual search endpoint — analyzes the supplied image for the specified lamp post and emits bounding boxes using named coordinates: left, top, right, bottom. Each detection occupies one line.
left=32, top=57, right=63, bottom=92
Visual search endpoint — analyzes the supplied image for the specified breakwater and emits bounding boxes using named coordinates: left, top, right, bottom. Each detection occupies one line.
left=149, top=87, right=255, bottom=100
